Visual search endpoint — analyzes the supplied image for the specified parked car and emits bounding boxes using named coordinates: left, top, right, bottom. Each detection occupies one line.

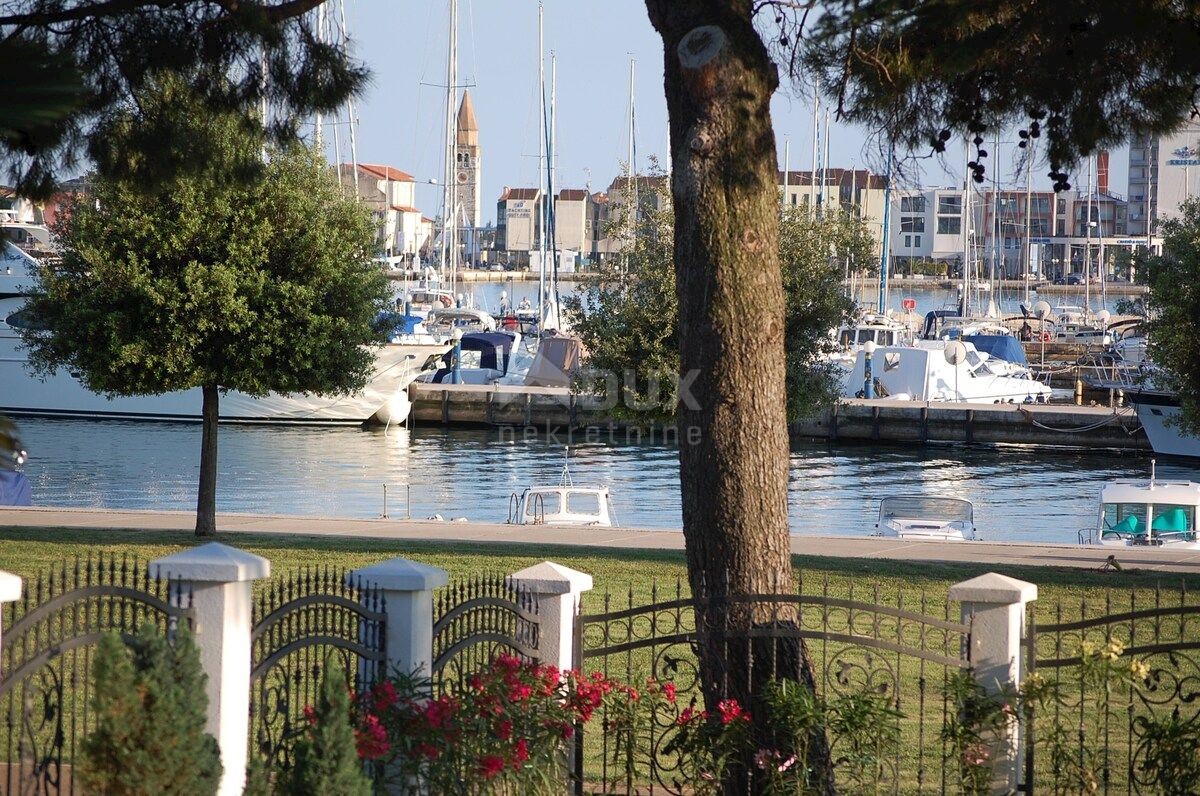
left=1054, top=273, right=1085, bottom=286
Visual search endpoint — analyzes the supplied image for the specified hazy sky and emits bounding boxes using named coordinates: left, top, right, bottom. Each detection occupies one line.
left=337, top=1, right=1129, bottom=224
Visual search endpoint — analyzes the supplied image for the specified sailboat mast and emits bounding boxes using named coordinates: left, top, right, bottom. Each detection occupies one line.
left=782, top=138, right=790, bottom=205
left=627, top=57, right=637, bottom=242
left=1023, top=140, right=1033, bottom=305
left=809, top=94, right=819, bottom=212
left=1085, top=156, right=1093, bottom=313
left=819, top=110, right=830, bottom=213
left=961, top=138, right=972, bottom=317
left=877, top=148, right=893, bottom=314
left=549, top=51, right=560, bottom=327
left=442, top=0, right=459, bottom=288
left=991, top=130, right=1000, bottom=292
left=339, top=0, right=359, bottom=195
left=536, top=2, right=546, bottom=325
left=315, top=4, right=326, bottom=151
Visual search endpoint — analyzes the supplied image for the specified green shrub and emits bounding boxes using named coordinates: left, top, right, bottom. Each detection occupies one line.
left=79, top=623, right=221, bottom=795
left=286, top=659, right=372, bottom=796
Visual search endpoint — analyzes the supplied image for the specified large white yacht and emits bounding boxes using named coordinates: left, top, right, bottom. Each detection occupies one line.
left=1079, top=466, right=1200, bottom=549
left=843, top=340, right=1052, bottom=403
left=1, top=235, right=448, bottom=425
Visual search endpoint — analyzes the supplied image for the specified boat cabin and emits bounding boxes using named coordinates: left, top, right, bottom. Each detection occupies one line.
left=509, top=486, right=614, bottom=527
left=1085, top=478, right=1200, bottom=548
left=875, top=495, right=976, bottom=541
left=837, top=313, right=913, bottom=349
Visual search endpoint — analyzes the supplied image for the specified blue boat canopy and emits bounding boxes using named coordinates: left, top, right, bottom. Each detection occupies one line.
left=442, top=332, right=515, bottom=372
left=963, top=334, right=1028, bottom=367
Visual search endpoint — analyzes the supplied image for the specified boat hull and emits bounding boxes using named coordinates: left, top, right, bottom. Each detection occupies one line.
left=1132, top=395, right=1200, bottom=459
left=0, top=339, right=450, bottom=425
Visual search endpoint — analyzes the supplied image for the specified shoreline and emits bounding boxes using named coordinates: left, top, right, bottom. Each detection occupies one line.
left=2, top=506, right=1196, bottom=574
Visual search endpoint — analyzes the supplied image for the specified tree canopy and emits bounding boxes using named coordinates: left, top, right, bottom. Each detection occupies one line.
left=20, top=77, right=391, bottom=534
left=802, top=2, right=1200, bottom=185
left=1142, top=200, right=1200, bottom=435
left=0, top=0, right=366, bottom=197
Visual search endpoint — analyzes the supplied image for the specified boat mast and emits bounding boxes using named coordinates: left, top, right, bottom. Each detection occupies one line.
left=1023, top=139, right=1033, bottom=305
left=442, top=0, right=460, bottom=290
left=1084, top=155, right=1093, bottom=314
left=877, top=148, right=893, bottom=314
left=339, top=0, right=359, bottom=196
left=991, top=129, right=1000, bottom=296
left=536, top=2, right=546, bottom=325
left=548, top=51, right=560, bottom=328
left=782, top=138, right=790, bottom=206
left=819, top=109, right=830, bottom=213
left=627, top=57, right=637, bottom=244
left=961, top=138, right=972, bottom=318
left=809, top=94, right=819, bottom=212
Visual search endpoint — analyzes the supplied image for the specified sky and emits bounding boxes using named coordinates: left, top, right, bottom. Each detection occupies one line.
left=336, top=0, right=1130, bottom=225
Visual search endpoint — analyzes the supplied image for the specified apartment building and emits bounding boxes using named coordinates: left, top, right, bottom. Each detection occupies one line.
left=337, top=163, right=432, bottom=262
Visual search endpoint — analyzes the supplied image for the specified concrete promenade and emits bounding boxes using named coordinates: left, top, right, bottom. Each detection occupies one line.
left=2, top=506, right=1198, bottom=574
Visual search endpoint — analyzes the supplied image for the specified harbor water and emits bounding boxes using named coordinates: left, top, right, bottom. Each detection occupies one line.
left=14, top=417, right=1199, bottom=544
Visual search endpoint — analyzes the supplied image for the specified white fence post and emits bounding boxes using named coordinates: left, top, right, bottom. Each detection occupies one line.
left=152, top=542, right=271, bottom=796
left=508, top=561, right=593, bottom=672
left=0, top=570, right=21, bottom=667
left=350, top=558, right=448, bottom=681
left=949, top=572, right=1038, bottom=795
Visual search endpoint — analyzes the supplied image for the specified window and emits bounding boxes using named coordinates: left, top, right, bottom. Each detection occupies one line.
left=997, top=197, right=1018, bottom=213
left=904, top=235, right=912, bottom=248
left=3, top=308, right=48, bottom=331
left=567, top=491, right=601, bottom=516
left=1151, top=504, right=1195, bottom=535
left=913, top=235, right=922, bottom=248
left=1102, top=503, right=1148, bottom=535
left=937, top=217, right=961, bottom=235
left=1031, top=197, right=1051, bottom=214
left=525, top=491, right=561, bottom=518
left=900, top=217, right=925, bottom=233
left=884, top=352, right=901, bottom=371
left=901, top=196, right=926, bottom=213
left=790, top=194, right=797, bottom=206
left=937, top=196, right=962, bottom=214
left=1056, top=197, right=1066, bottom=214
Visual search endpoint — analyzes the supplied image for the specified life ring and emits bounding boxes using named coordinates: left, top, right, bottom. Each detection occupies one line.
left=1040, top=331, right=1052, bottom=343
left=438, top=295, right=454, bottom=308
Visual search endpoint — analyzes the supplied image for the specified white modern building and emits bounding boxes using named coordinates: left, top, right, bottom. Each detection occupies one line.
left=338, top=163, right=433, bottom=264
left=1128, top=120, right=1200, bottom=237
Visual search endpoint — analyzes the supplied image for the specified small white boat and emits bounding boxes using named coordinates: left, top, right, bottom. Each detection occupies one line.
left=507, top=448, right=616, bottom=527
left=874, top=495, right=977, bottom=541
left=843, top=340, right=1052, bottom=403
left=1079, top=464, right=1200, bottom=548
left=508, top=485, right=614, bottom=527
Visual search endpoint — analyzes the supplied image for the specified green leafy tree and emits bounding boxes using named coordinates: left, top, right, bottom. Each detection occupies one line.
left=566, top=187, right=858, bottom=423
left=0, top=0, right=366, bottom=197
left=80, top=624, right=221, bottom=795
left=1141, top=200, right=1200, bottom=434
left=19, top=77, right=391, bottom=536
left=287, top=660, right=371, bottom=796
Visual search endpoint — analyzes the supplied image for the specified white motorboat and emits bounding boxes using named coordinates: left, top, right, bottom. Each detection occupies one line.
left=1128, top=391, right=1200, bottom=460
left=843, top=340, right=1052, bottom=403
left=1079, top=465, right=1200, bottom=548
left=873, top=495, right=976, bottom=541
left=507, top=485, right=614, bottom=527
left=1, top=239, right=448, bottom=425
left=507, top=447, right=616, bottom=527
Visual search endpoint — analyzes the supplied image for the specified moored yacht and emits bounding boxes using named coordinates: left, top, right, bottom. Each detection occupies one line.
left=1079, top=465, right=1200, bottom=548
left=1, top=237, right=448, bottom=424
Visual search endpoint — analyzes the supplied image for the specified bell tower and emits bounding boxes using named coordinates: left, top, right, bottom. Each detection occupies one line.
left=455, top=90, right=482, bottom=234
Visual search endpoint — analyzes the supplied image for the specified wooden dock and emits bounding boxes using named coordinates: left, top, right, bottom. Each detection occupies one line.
left=408, top=384, right=1149, bottom=452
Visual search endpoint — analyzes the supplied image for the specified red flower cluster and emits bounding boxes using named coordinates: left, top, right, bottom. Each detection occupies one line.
left=717, top=698, right=749, bottom=725
left=355, top=713, right=390, bottom=759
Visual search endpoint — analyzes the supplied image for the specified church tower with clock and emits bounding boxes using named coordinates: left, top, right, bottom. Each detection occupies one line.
left=455, top=91, right=482, bottom=236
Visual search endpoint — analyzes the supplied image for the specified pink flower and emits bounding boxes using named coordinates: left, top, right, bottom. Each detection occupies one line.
left=513, top=738, right=530, bottom=767
left=754, top=749, right=778, bottom=769
left=480, top=755, right=505, bottom=779
left=496, top=719, right=513, bottom=740
left=371, top=681, right=399, bottom=713
left=717, top=699, right=744, bottom=725
left=663, top=683, right=677, bottom=703
left=302, top=705, right=317, bottom=726
left=777, top=755, right=797, bottom=773
left=355, top=713, right=390, bottom=760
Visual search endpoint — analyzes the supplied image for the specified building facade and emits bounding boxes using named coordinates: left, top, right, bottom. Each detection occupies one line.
left=338, top=163, right=432, bottom=262
left=455, top=91, right=482, bottom=234
left=1128, top=121, right=1200, bottom=237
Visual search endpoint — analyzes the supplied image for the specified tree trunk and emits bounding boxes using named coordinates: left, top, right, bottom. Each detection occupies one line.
left=645, top=1, right=834, bottom=792
left=195, top=383, right=219, bottom=537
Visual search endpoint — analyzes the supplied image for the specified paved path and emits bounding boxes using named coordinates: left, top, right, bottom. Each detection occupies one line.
left=2, top=507, right=1198, bottom=574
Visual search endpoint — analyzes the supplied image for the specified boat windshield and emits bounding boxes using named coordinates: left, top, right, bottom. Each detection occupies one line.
left=880, top=496, right=973, bottom=522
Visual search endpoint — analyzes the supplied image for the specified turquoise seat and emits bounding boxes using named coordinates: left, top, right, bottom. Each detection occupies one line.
left=1110, top=515, right=1143, bottom=535
left=1151, top=509, right=1190, bottom=534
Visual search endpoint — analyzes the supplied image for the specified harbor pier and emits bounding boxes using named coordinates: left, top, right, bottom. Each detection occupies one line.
left=408, top=384, right=1149, bottom=452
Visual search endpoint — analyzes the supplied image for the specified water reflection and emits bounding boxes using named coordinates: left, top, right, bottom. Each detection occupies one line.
left=16, top=418, right=1198, bottom=544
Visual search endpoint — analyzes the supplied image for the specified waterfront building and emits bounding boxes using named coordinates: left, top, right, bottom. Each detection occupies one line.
left=496, top=187, right=542, bottom=264
left=1128, top=120, right=1200, bottom=237
left=338, top=163, right=432, bottom=265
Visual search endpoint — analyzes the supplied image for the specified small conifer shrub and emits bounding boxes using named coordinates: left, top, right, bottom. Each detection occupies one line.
left=79, top=623, right=221, bottom=795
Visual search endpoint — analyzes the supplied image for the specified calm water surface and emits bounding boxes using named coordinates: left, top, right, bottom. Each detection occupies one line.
left=15, top=418, right=1199, bottom=544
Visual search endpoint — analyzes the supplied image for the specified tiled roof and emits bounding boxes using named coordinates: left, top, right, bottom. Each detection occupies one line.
left=778, top=169, right=889, bottom=190
left=390, top=205, right=421, bottom=213
left=349, top=163, right=415, bottom=182
left=558, top=189, right=588, bottom=201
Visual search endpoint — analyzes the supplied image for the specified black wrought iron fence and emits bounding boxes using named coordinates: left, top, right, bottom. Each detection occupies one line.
left=0, top=555, right=193, bottom=796
left=431, top=574, right=539, bottom=695
left=248, top=566, right=387, bottom=774
left=1021, top=584, right=1200, bottom=795
left=573, top=575, right=972, bottom=795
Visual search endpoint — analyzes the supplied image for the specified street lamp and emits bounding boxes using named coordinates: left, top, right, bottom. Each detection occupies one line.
left=451, top=326, right=464, bottom=385
left=863, top=340, right=877, bottom=399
